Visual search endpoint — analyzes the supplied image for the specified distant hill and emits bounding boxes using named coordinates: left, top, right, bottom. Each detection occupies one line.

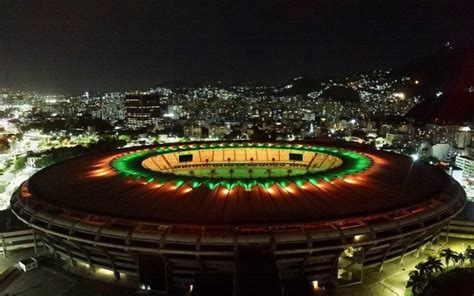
left=158, top=80, right=200, bottom=88
left=393, top=46, right=474, bottom=97
left=274, top=76, right=322, bottom=96
left=319, top=85, right=360, bottom=103
left=406, top=91, right=474, bottom=124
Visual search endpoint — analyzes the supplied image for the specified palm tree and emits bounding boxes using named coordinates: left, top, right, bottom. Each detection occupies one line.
left=458, top=252, right=466, bottom=266
left=406, top=269, right=425, bottom=296
left=415, top=261, right=432, bottom=277
left=424, top=256, right=443, bottom=274
left=465, top=245, right=474, bottom=265
left=452, top=253, right=460, bottom=266
left=440, top=248, right=457, bottom=267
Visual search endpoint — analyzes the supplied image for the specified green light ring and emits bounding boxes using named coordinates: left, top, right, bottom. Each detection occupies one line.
left=111, top=142, right=372, bottom=190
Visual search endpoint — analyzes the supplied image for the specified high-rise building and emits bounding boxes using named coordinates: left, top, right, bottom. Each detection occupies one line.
left=124, top=94, right=161, bottom=129
left=456, top=126, right=472, bottom=149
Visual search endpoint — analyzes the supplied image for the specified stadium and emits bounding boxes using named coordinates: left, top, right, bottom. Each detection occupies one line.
left=10, top=141, right=466, bottom=294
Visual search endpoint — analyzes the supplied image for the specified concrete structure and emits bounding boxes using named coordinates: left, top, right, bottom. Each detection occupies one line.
left=10, top=141, right=466, bottom=294
left=0, top=229, right=43, bottom=258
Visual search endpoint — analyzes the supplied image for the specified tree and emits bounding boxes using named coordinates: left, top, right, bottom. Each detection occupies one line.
left=406, top=269, right=425, bottom=296
left=440, top=248, right=458, bottom=267
left=452, top=253, right=460, bottom=266
left=465, top=245, right=474, bottom=265
left=458, top=252, right=466, bottom=266
left=424, top=256, right=443, bottom=274
left=407, top=257, right=443, bottom=296
left=0, top=136, right=10, bottom=153
left=415, top=262, right=431, bottom=277
left=13, top=156, right=27, bottom=172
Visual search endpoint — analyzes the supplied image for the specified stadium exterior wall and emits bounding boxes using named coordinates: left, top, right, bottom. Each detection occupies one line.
left=10, top=179, right=466, bottom=287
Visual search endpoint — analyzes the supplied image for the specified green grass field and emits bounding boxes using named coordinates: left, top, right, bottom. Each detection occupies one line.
left=173, top=165, right=308, bottom=179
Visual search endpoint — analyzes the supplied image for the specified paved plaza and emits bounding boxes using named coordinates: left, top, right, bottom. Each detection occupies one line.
left=0, top=249, right=138, bottom=296
left=0, top=238, right=473, bottom=296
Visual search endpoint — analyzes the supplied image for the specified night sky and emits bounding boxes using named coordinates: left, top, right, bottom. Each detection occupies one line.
left=1, top=0, right=473, bottom=94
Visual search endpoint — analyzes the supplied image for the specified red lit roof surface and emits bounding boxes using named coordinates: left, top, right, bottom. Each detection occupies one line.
left=26, top=142, right=453, bottom=226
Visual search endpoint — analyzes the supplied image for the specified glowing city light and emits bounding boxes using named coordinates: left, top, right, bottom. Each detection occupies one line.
left=393, top=92, right=405, bottom=99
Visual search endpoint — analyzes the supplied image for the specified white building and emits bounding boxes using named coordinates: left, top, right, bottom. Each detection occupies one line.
left=455, top=155, right=474, bottom=177
left=432, top=143, right=450, bottom=160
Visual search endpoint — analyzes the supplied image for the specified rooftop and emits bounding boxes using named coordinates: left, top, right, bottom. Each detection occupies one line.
left=458, top=155, right=474, bottom=161
left=24, top=141, right=454, bottom=226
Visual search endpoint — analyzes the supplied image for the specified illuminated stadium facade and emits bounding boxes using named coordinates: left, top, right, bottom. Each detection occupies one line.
left=10, top=141, right=466, bottom=293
